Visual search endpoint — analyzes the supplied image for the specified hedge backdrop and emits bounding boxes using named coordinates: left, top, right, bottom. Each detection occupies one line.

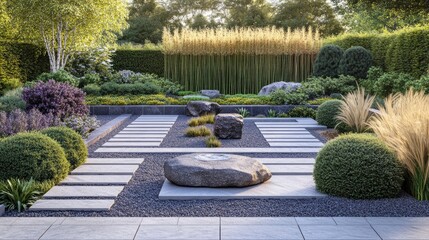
left=111, top=50, right=164, bottom=76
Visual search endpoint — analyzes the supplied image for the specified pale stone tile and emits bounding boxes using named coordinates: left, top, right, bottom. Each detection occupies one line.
left=14, top=217, right=65, bottom=225
left=295, top=217, right=336, bottom=225
left=43, top=186, right=124, bottom=198
left=333, top=217, right=369, bottom=225
left=0, top=225, right=50, bottom=239
left=372, top=225, right=429, bottom=239
left=85, top=158, right=144, bottom=165
left=221, top=225, right=303, bottom=240
left=135, top=225, right=219, bottom=240
left=366, top=217, right=429, bottom=225
left=300, top=225, right=380, bottom=239
left=140, top=217, right=179, bottom=225
left=61, top=175, right=133, bottom=185
left=178, top=217, right=220, bottom=225
left=61, top=217, right=142, bottom=225
left=221, top=217, right=297, bottom=225
left=257, top=158, right=315, bottom=165
left=72, top=165, right=139, bottom=175
left=30, top=199, right=115, bottom=211
left=96, top=147, right=321, bottom=153
left=266, top=165, right=314, bottom=175
left=0, top=218, right=17, bottom=225
left=40, top=225, right=139, bottom=240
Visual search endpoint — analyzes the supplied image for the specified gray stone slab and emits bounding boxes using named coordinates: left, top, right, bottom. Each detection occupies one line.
left=72, top=165, right=139, bottom=175
left=300, top=225, right=380, bottom=240
left=295, top=217, right=336, bottom=225
left=221, top=217, right=297, bottom=225
left=30, top=200, right=115, bottom=211
left=267, top=165, right=314, bottom=175
left=140, top=218, right=179, bottom=225
left=60, top=217, right=143, bottom=225
left=122, top=128, right=171, bottom=131
left=257, top=158, right=315, bottom=165
left=257, top=128, right=307, bottom=131
left=114, top=134, right=167, bottom=138
left=61, top=175, right=133, bottom=185
left=103, top=142, right=161, bottom=147
left=119, top=131, right=169, bottom=134
left=134, top=225, right=219, bottom=240
left=257, top=124, right=326, bottom=129
left=178, top=217, right=220, bottom=225
left=86, top=158, right=144, bottom=165
left=221, top=225, right=303, bottom=240
left=43, top=186, right=124, bottom=198
left=372, top=225, right=429, bottom=239
left=264, top=135, right=317, bottom=139
left=269, top=142, right=324, bottom=147
left=159, top=175, right=326, bottom=200
left=96, top=148, right=321, bottom=153
left=262, top=132, right=313, bottom=135
left=41, top=225, right=139, bottom=240
left=0, top=225, right=50, bottom=240
left=85, top=114, right=131, bottom=147
left=266, top=139, right=321, bottom=142
left=12, top=217, right=65, bottom=225
left=127, top=124, right=174, bottom=127
left=0, top=205, right=4, bottom=217
left=365, top=217, right=429, bottom=225
left=108, top=138, right=163, bottom=142
left=333, top=217, right=369, bottom=225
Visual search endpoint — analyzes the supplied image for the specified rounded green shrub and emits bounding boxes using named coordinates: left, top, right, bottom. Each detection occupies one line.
left=316, top=100, right=342, bottom=128
left=0, top=133, right=69, bottom=183
left=314, top=134, right=404, bottom=199
left=313, top=44, right=344, bottom=77
left=339, top=46, right=373, bottom=79
left=41, top=127, right=87, bottom=170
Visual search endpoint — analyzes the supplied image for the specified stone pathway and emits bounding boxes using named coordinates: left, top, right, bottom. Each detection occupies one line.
left=255, top=118, right=326, bottom=147
left=30, top=158, right=144, bottom=211
left=2, top=217, right=429, bottom=239
left=101, top=115, right=178, bottom=147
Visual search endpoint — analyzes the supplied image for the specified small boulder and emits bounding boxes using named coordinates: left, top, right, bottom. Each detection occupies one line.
left=214, top=113, right=243, bottom=139
left=164, top=153, right=272, bottom=188
left=200, top=90, right=222, bottom=99
left=186, top=101, right=221, bottom=117
left=258, top=81, right=302, bottom=96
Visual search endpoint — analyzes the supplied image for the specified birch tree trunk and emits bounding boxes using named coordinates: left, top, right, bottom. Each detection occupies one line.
left=41, top=17, right=70, bottom=72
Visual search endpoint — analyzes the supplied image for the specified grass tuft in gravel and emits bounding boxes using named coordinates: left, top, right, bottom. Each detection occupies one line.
left=188, top=115, right=215, bottom=127
left=206, top=135, right=222, bottom=147
left=185, top=126, right=212, bottom=137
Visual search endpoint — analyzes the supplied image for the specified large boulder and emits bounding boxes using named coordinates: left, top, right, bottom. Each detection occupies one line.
left=164, top=153, right=272, bottom=188
left=258, top=81, right=302, bottom=96
left=186, top=101, right=221, bottom=117
left=200, top=90, right=222, bottom=99
left=214, top=114, right=243, bottom=139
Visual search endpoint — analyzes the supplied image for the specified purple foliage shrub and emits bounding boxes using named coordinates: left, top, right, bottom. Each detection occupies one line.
left=0, top=109, right=60, bottom=137
left=22, top=80, right=89, bottom=119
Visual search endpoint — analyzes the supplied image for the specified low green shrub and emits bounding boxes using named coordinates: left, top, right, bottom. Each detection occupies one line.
left=339, top=46, right=373, bottom=79
left=41, top=127, right=87, bottom=171
left=316, top=100, right=342, bottom=128
left=0, top=133, right=69, bottom=183
left=0, top=78, right=21, bottom=95
left=305, top=75, right=357, bottom=96
left=100, top=82, right=162, bottom=95
left=0, top=178, right=42, bottom=212
left=314, top=134, right=404, bottom=199
left=299, top=81, right=325, bottom=99
left=185, top=126, right=212, bottom=137
left=307, top=97, right=335, bottom=105
left=83, top=84, right=101, bottom=96
left=0, top=88, right=26, bottom=112
left=269, top=90, right=308, bottom=105
left=79, top=73, right=101, bottom=87
left=287, top=107, right=316, bottom=119
left=36, top=70, right=79, bottom=87
left=313, top=44, right=344, bottom=78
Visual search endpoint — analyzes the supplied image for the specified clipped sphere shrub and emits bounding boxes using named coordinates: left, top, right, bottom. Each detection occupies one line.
left=316, top=100, right=342, bottom=128
left=313, top=44, right=344, bottom=77
left=0, top=133, right=69, bottom=183
left=314, top=134, right=404, bottom=199
left=339, top=46, right=373, bottom=79
left=41, top=127, right=87, bottom=170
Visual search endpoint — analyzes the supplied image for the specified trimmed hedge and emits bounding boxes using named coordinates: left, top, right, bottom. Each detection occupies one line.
left=314, top=134, right=404, bottom=199
left=0, top=133, right=69, bottom=183
left=112, top=50, right=164, bottom=76
left=41, top=127, right=87, bottom=171
left=325, top=26, right=429, bottom=78
left=313, top=44, right=344, bottom=78
left=339, top=46, right=373, bottom=79
left=316, top=100, right=342, bottom=128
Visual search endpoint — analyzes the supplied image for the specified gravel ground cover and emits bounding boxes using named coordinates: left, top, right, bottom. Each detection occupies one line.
left=5, top=116, right=429, bottom=217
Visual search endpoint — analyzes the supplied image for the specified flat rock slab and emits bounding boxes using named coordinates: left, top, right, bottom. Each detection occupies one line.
left=257, top=125, right=327, bottom=129
left=103, top=142, right=161, bottom=147
left=257, top=128, right=307, bottom=131
left=96, top=148, right=321, bottom=153
left=119, top=131, right=169, bottom=134
left=122, top=128, right=171, bottom=131
left=86, top=158, right=144, bottom=165
left=269, top=142, right=324, bottom=147
left=263, top=135, right=317, bottom=139
left=266, top=165, right=314, bottom=175
left=72, top=165, right=139, bottom=175
left=159, top=175, right=326, bottom=200
left=267, top=139, right=322, bottom=142
left=114, top=134, right=167, bottom=138
left=61, top=175, right=133, bottom=185
left=257, top=158, right=315, bottom=165
left=30, top=200, right=115, bottom=211
left=108, top=138, right=163, bottom=142
left=260, top=131, right=310, bottom=134
left=43, top=186, right=124, bottom=198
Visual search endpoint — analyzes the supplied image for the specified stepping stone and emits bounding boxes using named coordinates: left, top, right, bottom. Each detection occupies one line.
left=86, top=158, right=144, bottom=165
left=114, top=134, right=167, bottom=138
left=264, top=135, right=317, bottom=139
left=260, top=131, right=310, bottom=134
left=72, top=165, right=139, bottom=175
left=95, top=148, right=321, bottom=153
left=269, top=142, right=324, bottom=147
left=266, top=165, right=314, bottom=175
left=262, top=133, right=313, bottom=136
left=119, top=131, right=169, bottom=134
left=122, top=128, right=171, bottom=131
left=257, top=158, right=315, bottom=165
left=30, top=200, right=115, bottom=211
left=266, top=139, right=321, bottom=142
left=103, top=142, right=161, bottom=147
left=61, top=175, right=133, bottom=185
left=258, top=128, right=306, bottom=131
left=159, top=175, right=326, bottom=200
left=257, top=125, right=327, bottom=129
left=108, top=138, right=163, bottom=142
left=43, top=186, right=124, bottom=198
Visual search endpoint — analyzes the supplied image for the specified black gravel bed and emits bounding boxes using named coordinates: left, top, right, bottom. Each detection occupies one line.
left=161, top=116, right=270, bottom=148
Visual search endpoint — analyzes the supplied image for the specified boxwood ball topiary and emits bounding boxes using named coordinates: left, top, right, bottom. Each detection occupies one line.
left=316, top=100, right=342, bottom=128
left=41, top=127, right=87, bottom=170
left=339, top=46, right=373, bottom=79
left=313, top=44, right=344, bottom=77
left=314, top=134, right=404, bottom=199
left=0, top=133, right=69, bottom=183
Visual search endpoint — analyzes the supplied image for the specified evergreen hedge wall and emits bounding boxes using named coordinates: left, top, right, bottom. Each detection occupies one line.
left=112, top=50, right=164, bottom=76
left=325, top=26, right=429, bottom=78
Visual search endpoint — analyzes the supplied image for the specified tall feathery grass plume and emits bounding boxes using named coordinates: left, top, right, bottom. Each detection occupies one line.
left=163, top=27, right=322, bottom=94
left=336, top=88, right=375, bottom=133
left=369, top=90, right=429, bottom=200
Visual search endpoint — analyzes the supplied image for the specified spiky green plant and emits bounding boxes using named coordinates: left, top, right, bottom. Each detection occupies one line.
left=236, top=108, right=250, bottom=118
left=369, top=90, right=429, bottom=200
left=267, top=109, right=278, bottom=118
left=0, top=179, right=42, bottom=212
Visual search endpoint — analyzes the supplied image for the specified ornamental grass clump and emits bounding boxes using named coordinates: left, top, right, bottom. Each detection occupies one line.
left=185, top=126, right=212, bottom=137
left=336, top=88, right=375, bottom=133
left=188, top=115, right=215, bottom=127
left=369, top=90, right=429, bottom=200
left=206, top=135, right=222, bottom=148
left=164, top=27, right=322, bottom=94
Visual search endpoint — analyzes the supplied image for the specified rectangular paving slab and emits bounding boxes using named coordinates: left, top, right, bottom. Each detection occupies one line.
left=72, top=165, right=139, bottom=175
left=108, top=138, right=163, bottom=142
left=260, top=131, right=310, bottom=134
left=103, top=142, right=161, bottom=147
left=43, top=186, right=124, bottom=198
left=266, top=165, right=314, bottom=175
left=96, top=148, right=321, bottom=153
left=159, top=175, right=326, bottom=200
left=30, top=200, right=115, bottom=211
left=122, top=128, right=171, bottom=131
left=266, top=139, right=322, bottom=142
left=257, top=158, right=315, bottom=165
left=257, top=125, right=327, bottom=129
left=263, top=135, right=317, bottom=139
left=119, top=131, right=169, bottom=134
left=269, top=142, right=324, bottom=147
left=114, top=134, right=167, bottom=138
left=61, top=175, right=133, bottom=185
left=85, top=158, right=144, bottom=165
